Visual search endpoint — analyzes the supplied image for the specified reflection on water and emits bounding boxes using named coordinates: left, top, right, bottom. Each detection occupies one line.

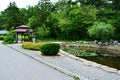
left=80, top=56, right=120, bottom=70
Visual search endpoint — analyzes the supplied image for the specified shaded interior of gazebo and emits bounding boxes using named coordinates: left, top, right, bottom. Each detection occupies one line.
left=15, top=25, right=33, bottom=43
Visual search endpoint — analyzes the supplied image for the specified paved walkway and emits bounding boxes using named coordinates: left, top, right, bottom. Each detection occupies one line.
left=8, top=43, right=120, bottom=80
left=0, top=43, right=74, bottom=80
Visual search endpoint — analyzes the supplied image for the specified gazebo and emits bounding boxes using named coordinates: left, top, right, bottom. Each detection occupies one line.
left=15, top=25, right=33, bottom=43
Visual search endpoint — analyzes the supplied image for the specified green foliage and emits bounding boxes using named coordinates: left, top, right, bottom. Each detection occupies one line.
left=3, top=36, right=14, bottom=44
left=22, top=42, right=43, bottom=51
left=88, top=22, right=115, bottom=41
left=74, top=76, right=80, bottom=80
left=0, top=0, right=120, bottom=41
left=0, top=35, right=5, bottom=40
left=22, top=37, right=30, bottom=41
left=54, top=5, right=97, bottom=40
left=36, top=25, right=50, bottom=39
left=41, top=43, right=60, bottom=55
left=27, top=16, right=38, bottom=29
left=62, top=46, right=98, bottom=57
left=84, top=0, right=105, bottom=8
left=4, top=2, right=21, bottom=30
left=37, top=0, right=55, bottom=27
left=3, top=31, right=15, bottom=44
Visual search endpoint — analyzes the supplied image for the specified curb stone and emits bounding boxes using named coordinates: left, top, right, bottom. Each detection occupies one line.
left=7, top=45, right=88, bottom=80
left=118, top=71, right=120, bottom=75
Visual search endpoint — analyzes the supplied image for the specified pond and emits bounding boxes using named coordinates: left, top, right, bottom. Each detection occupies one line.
left=80, top=56, right=120, bottom=70
left=61, top=46, right=120, bottom=70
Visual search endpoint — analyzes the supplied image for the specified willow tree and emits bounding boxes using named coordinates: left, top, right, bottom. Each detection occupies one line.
left=88, top=22, right=115, bottom=41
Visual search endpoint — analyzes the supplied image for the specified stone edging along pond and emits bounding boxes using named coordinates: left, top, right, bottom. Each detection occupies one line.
left=60, top=50, right=120, bottom=75
left=63, top=43, right=120, bottom=56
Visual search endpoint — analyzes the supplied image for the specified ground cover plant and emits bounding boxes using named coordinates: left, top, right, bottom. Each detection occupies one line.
left=61, top=45, right=98, bottom=57
left=22, top=42, right=43, bottom=51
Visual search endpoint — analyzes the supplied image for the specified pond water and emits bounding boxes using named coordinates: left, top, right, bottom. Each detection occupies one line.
left=80, top=56, right=120, bottom=70
left=61, top=46, right=120, bottom=70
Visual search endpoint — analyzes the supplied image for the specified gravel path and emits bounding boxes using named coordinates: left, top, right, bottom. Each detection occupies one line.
left=8, top=44, right=120, bottom=80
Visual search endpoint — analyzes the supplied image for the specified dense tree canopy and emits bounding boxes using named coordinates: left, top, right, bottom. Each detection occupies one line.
left=88, top=22, right=115, bottom=41
left=0, top=0, right=120, bottom=41
left=3, top=2, right=21, bottom=30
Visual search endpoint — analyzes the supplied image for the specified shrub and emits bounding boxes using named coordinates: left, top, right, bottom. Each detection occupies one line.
left=22, top=42, right=33, bottom=50
left=0, top=35, right=5, bottom=40
left=22, top=42, right=43, bottom=51
left=3, top=30, right=16, bottom=44
left=41, top=43, right=60, bottom=55
left=3, top=34, right=15, bottom=44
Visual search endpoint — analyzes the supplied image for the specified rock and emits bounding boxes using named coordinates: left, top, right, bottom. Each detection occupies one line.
left=113, top=40, right=118, bottom=45
left=117, top=70, right=120, bottom=74
left=118, top=43, right=120, bottom=46
left=94, top=40, right=98, bottom=44
left=98, top=42, right=102, bottom=45
left=105, top=42, right=109, bottom=45
left=91, top=62, right=101, bottom=68
left=83, top=42, right=89, bottom=44
left=101, top=66, right=117, bottom=73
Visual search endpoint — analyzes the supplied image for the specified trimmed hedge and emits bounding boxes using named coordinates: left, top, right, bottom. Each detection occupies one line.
left=22, top=42, right=43, bottom=51
left=41, top=43, right=60, bottom=55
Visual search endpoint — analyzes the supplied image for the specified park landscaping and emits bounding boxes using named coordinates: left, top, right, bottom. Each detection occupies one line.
left=21, top=41, right=120, bottom=70
left=0, top=0, right=120, bottom=78
left=22, top=42, right=60, bottom=56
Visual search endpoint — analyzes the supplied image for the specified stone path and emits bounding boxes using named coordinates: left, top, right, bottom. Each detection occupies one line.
left=8, top=44, right=120, bottom=80
left=0, top=43, right=74, bottom=80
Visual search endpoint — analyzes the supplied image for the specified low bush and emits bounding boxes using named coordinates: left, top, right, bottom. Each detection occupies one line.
left=22, top=42, right=43, bottom=51
left=3, top=34, right=15, bottom=44
left=0, top=35, right=5, bottom=40
left=41, top=43, right=60, bottom=55
left=3, top=30, right=16, bottom=44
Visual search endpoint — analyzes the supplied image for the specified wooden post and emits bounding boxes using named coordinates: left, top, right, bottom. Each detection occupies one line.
left=16, top=33, right=18, bottom=43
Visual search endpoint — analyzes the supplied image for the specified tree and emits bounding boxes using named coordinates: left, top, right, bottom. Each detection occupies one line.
left=20, top=5, right=39, bottom=25
left=36, top=25, right=50, bottom=39
left=83, top=0, right=105, bottom=8
left=4, top=2, right=21, bottom=30
left=57, top=5, right=97, bottom=40
left=0, top=12, right=7, bottom=30
left=87, top=22, right=115, bottom=41
left=27, top=16, right=39, bottom=29
left=37, top=0, right=55, bottom=27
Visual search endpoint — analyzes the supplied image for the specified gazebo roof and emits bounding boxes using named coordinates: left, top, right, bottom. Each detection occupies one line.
left=16, top=25, right=31, bottom=29
left=15, top=25, right=33, bottom=33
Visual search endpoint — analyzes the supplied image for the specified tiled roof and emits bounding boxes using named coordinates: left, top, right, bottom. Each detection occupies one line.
left=15, top=25, right=33, bottom=32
